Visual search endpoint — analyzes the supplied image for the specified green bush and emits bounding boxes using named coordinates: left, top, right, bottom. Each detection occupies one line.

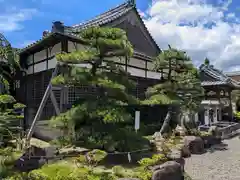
left=138, top=154, right=167, bottom=168
left=28, top=163, right=117, bottom=180
left=112, top=165, right=126, bottom=177
left=74, top=124, right=151, bottom=152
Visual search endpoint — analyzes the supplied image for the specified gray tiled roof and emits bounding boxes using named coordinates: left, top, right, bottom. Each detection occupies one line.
left=65, top=1, right=160, bottom=52
left=200, top=64, right=240, bottom=88
left=201, top=81, right=229, bottom=86
left=67, top=2, right=133, bottom=32
left=19, top=1, right=160, bottom=55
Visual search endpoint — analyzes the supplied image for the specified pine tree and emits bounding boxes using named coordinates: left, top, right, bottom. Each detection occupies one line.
left=144, top=45, right=204, bottom=136
left=50, top=27, right=141, bottom=149
left=0, top=33, right=20, bottom=94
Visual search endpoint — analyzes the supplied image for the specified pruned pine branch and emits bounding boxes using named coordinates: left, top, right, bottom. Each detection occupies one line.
left=50, top=27, right=137, bottom=128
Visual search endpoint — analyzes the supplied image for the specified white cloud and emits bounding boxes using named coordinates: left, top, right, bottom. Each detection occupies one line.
left=17, top=40, right=35, bottom=48
left=0, top=8, right=37, bottom=32
left=143, top=0, right=240, bottom=71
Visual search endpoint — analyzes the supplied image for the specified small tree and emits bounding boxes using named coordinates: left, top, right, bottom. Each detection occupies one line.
left=0, top=33, right=20, bottom=94
left=144, top=45, right=204, bottom=136
left=49, top=27, right=144, bottom=150
left=0, top=94, right=25, bottom=148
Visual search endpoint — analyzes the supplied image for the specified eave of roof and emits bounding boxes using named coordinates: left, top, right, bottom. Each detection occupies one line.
left=64, top=1, right=161, bottom=53
left=19, top=32, right=88, bottom=55
left=19, top=1, right=161, bottom=58
left=19, top=31, right=153, bottom=62
left=200, top=64, right=240, bottom=88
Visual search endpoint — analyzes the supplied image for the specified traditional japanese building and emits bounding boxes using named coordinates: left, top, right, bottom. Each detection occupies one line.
left=199, top=64, right=240, bottom=125
left=16, top=0, right=162, bottom=136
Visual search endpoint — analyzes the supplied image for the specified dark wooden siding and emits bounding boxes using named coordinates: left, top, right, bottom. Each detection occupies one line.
left=21, top=69, right=159, bottom=123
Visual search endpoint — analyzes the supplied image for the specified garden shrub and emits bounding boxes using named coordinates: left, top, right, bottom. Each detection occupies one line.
left=74, top=124, right=151, bottom=152
left=28, top=163, right=118, bottom=180
left=112, top=165, right=128, bottom=177
left=138, top=154, right=167, bottom=168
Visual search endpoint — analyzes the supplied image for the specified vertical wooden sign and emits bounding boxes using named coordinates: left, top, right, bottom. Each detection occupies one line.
left=135, top=111, right=140, bottom=132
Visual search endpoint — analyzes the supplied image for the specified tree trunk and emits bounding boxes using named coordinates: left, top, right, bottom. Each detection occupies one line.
left=159, top=110, right=172, bottom=135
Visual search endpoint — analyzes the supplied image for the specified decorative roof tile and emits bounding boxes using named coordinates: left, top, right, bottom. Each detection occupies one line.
left=200, top=64, right=240, bottom=88
left=68, top=2, right=132, bottom=32
left=201, top=81, right=229, bottom=86
left=65, top=1, right=160, bottom=52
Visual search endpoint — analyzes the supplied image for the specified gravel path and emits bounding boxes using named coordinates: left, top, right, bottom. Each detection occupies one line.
left=185, top=137, right=240, bottom=180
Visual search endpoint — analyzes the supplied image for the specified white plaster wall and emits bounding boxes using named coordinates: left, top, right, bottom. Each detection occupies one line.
left=127, top=67, right=145, bottom=78
left=147, top=71, right=160, bottom=79
left=34, top=50, right=46, bottom=63
left=49, top=43, right=61, bottom=56
left=48, top=57, right=57, bottom=69
left=27, top=54, right=33, bottom=65
left=68, top=41, right=77, bottom=52
left=147, top=61, right=154, bottom=71
left=34, top=61, right=47, bottom=73
left=26, top=65, right=34, bottom=75
left=68, top=41, right=87, bottom=52
left=129, top=57, right=145, bottom=68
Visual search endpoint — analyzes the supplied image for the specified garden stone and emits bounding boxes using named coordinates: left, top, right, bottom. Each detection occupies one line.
left=152, top=161, right=183, bottom=180
left=208, top=126, right=222, bottom=139
left=202, top=135, right=221, bottom=148
left=184, top=136, right=204, bottom=154
left=175, top=125, right=186, bottom=136
left=180, top=144, right=191, bottom=158
left=167, top=149, right=185, bottom=171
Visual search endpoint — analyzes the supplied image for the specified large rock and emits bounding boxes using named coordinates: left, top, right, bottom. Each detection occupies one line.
left=152, top=161, right=183, bottom=180
left=202, top=135, right=221, bottom=148
left=184, top=136, right=204, bottom=154
left=167, top=149, right=185, bottom=171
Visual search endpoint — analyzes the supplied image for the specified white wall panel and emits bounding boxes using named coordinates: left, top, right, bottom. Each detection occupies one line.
left=127, top=67, right=145, bottom=78
left=68, top=41, right=77, bottom=52
left=129, top=57, right=145, bottom=68
left=105, top=57, right=125, bottom=64
left=34, top=61, right=47, bottom=73
left=49, top=43, right=61, bottom=56
left=48, top=57, right=57, bottom=69
left=34, top=50, right=46, bottom=63
left=27, top=55, right=33, bottom=65
left=147, top=71, right=161, bottom=79
left=147, top=61, right=154, bottom=71
left=76, top=43, right=87, bottom=51
left=26, top=65, right=34, bottom=75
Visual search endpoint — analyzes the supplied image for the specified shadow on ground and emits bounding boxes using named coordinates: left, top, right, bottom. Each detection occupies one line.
left=207, top=143, right=228, bottom=153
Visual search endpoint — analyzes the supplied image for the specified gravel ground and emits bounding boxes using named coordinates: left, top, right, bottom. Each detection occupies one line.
left=185, top=137, right=240, bottom=180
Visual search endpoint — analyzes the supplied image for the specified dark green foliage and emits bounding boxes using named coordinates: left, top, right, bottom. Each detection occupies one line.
left=28, top=164, right=117, bottom=180
left=143, top=45, right=204, bottom=134
left=144, top=46, right=204, bottom=110
left=0, top=33, right=20, bottom=94
left=0, top=148, right=23, bottom=179
left=0, top=94, right=25, bottom=143
left=204, top=58, right=210, bottom=65
left=50, top=27, right=147, bottom=151
left=74, top=124, right=150, bottom=152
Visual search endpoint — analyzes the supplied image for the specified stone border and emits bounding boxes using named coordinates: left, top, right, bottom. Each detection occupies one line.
left=199, top=122, right=240, bottom=140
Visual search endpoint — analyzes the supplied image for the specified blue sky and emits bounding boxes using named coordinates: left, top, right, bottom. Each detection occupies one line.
left=0, top=0, right=150, bottom=47
left=1, top=0, right=240, bottom=71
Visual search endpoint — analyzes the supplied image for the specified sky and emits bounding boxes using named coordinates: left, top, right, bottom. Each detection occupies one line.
left=0, top=0, right=240, bottom=72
